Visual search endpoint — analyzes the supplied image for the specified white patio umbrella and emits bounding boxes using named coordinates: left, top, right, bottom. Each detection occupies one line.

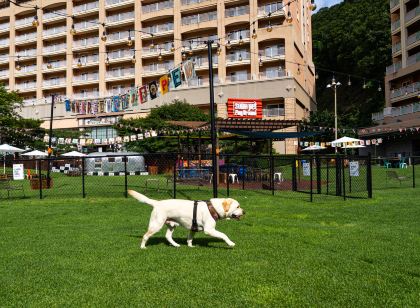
left=302, top=145, right=326, bottom=152
left=331, top=136, right=362, bottom=148
left=0, top=144, right=25, bottom=174
left=61, top=151, right=86, bottom=157
left=22, top=150, right=48, bottom=174
left=344, top=144, right=366, bottom=149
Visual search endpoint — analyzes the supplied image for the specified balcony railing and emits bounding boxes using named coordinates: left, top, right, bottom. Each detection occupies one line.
left=182, top=35, right=217, bottom=49
left=0, top=23, right=9, bottom=31
left=106, top=68, right=135, bottom=78
left=143, top=41, right=173, bottom=54
left=16, top=64, right=36, bottom=73
left=260, top=46, right=285, bottom=57
left=108, top=49, right=132, bottom=60
left=407, top=31, right=420, bottom=46
left=406, top=6, right=420, bottom=23
left=73, top=37, right=99, bottom=47
left=142, top=0, right=173, bottom=13
left=227, top=51, right=251, bottom=62
left=43, top=9, right=66, bottom=20
left=15, top=16, right=35, bottom=27
left=228, top=73, right=250, bottom=82
left=18, top=49, right=37, bottom=57
left=16, top=82, right=37, bottom=90
left=106, top=11, right=135, bottom=23
left=143, top=23, right=174, bottom=34
left=0, top=38, right=9, bottom=46
left=73, top=54, right=99, bottom=65
left=390, top=0, right=399, bottom=9
left=143, top=61, right=174, bottom=72
left=74, top=19, right=99, bottom=30
left=44, top=26, right=66, bottom=37
left=15, top=32, right=37, bottom=42
left=74, top=73, right=99, bottom=82
left=73, top=91, right=100, bottom=99
left=386, top=61, right=402, bottom=74
left=192, top=55, right=218, bottom=67
left=228, top=30, right=250, bottom=41
left=43, top=44, right=67, bottom=53
left=391, top=42, right=401, bottom=53
left=225, top=5, right=249, bottom=18
left=0, top=69, right=9, bottom=77
left=407, top=52, right=420, bottom=66
left=391, top=19, right=400, bottom=31
left=372, top=102, right=420, bottom=121
left=107, top=31, right=130, bottom=42
left=73, top=1, right=99, bottom=14
left=390, top=82, right=420, bottom=99
left=44, top=78, right=66, bottom=86
left=258, top=2, right=284, bottom=15
left=106, top=0, right=133, bottom=5
left=182, top=0, right=211, bottom=5
left=44, top=61, right=66, bottom=69
left=181, top=11, right=217, bottom=25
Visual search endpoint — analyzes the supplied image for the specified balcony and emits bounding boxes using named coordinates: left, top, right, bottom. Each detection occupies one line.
left=73, top=1, right=99, bottom=15
left=73, top=37, right=100, bottom=49
left=74, top=19, right=100, bottom=33
left=0, top=38, right=9, bottom=47
left=386, top=61, right=402, bottom=74
left=391, top=41, right=401, bottom=54
left=73, top=54, right=99, bottom=67
left=407, top=51, right=420, bottom=66
left=406, top=6, right=420, bottom=24
left=390, top=82, right=420, bottom=101
left=227, top=30, right=250, bottom=45
left=391, top=19, right=400, bottom=32
left=191, top=55, right=218, bottom=69
left=142, top=41, right=174, bottom=55
left=43, top=78, right=66, bottom=87
left=73, top=73, right=99, bottom=84
left=15, top=64, right=37, bottom=75
left=0, top=23, right=9, bottom=32
left=182, top=35, right=217, bottom=50
left=73, top=91, right=100, bottom=99
left=106, top=0, right=135, bottom=7
left=143, top=61, right=174, bottom=75
left=106, top=67, right=135, bottom=80
left=0, top=54, right=9, bottom=63
left=182, top=0, right=211, bottom=5
left=142, top=0, right=174, bottom=14
left=372, top=102, right=420, bottom=122
left=259, top=69, right=286, bottom=80
left=142, top=23, right=174, bottom=36
left=106, top=11, right=135, bottom=25
left=43, top=60, right=67, bottom=71
left=225, top=5, right=249, bottom=18
left=43, top=9, right=66, bottom=22
left=108, top=49, right=133, bottom=61
left=259, top=46, right=285, bottom=61
left=15, top=32, right=37, bottom=44
left=181, top=11, right=217, bottom=25
left=43, top=43, right=67, bottom=55
left=18, top=49, right=37, bottom=58
left=226, top=51, right=251, bottom=64
left=407, top=31, right=420, bottom=48
left=15, top=16, right=36, bottom=28
left=0, top=69, right=9, bottom=77
left=44, top=26, right=66, bottom=38
left=15, top=82, right=37, bottom=91
left=107, top=31, right=130, bottom=43
left=227, top=72, right=251, bottom=83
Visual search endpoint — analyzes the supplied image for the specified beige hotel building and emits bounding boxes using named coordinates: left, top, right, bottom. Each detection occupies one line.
left=0, top=0, right=316, bottom=153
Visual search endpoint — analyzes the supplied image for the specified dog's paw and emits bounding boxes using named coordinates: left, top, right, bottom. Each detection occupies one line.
left=140, top=246, right=147, bottom=250
left=188, top=244, right=195, bottom=248
left=172, top=244, right=181, bottom=248
left=227, top=242, right=236, bottom=248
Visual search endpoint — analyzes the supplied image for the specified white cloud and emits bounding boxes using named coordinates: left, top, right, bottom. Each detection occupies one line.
left=314, top=0, right=343, bottom=12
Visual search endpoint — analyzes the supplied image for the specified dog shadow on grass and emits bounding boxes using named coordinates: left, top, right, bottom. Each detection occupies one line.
left=127, top=235, right=232, bottom=249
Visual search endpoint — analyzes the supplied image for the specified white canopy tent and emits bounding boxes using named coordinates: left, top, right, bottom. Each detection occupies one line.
left=331, top=136, right=363, bottom=148
left=61, top=151, right=86, bottom=157
left=22, top=150, right=48, bottom=173
left=0, top=144, right=25, bottom=174
left=302, top=145, right=326, bottom=152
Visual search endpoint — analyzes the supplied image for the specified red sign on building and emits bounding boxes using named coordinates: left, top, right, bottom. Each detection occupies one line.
left=227, top=98, right=262, bottom=119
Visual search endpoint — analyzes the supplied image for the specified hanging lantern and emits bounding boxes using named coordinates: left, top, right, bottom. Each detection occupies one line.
left=170, top=43, right=175, bottom=52
left=182, top=52, right=187, bottom=60
left=309, top=0, right=317, bottom=11
left=227, top=40, right=231, bottom=49
left=239, top=33, right=243, bottom=45
left=259, top=58, right=263, bottom=67
left=267, top=21, right=273, bottom=32
left=101, top=30, right=107, bottom=42
left=32, top=15, right=39, bottom=27
left=252, top=28, right=257, bottom=39
left=158, top=51, right=163, bottom=61
left=131, top=54, right=136, bottom=64
left=77, top=58, right=82, bottom=68
left=47, top=62, right=52, bottom=69
left=70, top=23, right=77, bottom=35
left=127, top=36, right=133, bottom=47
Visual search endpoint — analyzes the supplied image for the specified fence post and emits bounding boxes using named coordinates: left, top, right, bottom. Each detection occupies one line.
left=336, top=155, right=342, bottom=196
left=316, top=155, right=321, bottom=194
left=413, top=157, right=416, bottom=188
left=270, top=155, right=274, bottom=196
left=82, top=157, right=85, bottom=198
left=173, top=155, right=177, bottom=199
left=367, top=153, right=372, bottom=198
left=241, top=156, right=245, bottom=190
left=348, top=156, right=352, bottom=193
left=124, top=156, right=128, bottom=198
left=38, top=159, right=42, bottom=200
left=342, top=156, right=346, bottom=201
left=226, top=156, right=230, bottom=197
left=292, top=158, right=297, bottom=191
left=310, top=156, right=313, bottom=202
left=326, top=159, right=329, bottom=195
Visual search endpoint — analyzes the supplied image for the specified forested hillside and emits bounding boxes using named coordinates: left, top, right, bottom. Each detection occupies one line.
left=312, top=0, right=391, bottom=128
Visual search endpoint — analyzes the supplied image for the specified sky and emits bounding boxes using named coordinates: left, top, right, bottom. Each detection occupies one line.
left=314, top=0, right=344, bottom=12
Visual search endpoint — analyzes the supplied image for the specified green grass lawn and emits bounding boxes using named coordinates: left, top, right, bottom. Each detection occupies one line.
left=1, top=185, right=420, bottom=306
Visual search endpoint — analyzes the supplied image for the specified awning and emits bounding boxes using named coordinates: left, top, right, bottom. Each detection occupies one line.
left=222, top=130, right=320, bottom=139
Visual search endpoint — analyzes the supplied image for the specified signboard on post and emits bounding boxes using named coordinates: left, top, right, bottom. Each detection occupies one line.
left=349, top=161, right=360, bottom=177
left=227, top=98, right=262, bottom=119
left=13, top=164, right=24, bottom=180
left=302, top=162, right=311, bottom=176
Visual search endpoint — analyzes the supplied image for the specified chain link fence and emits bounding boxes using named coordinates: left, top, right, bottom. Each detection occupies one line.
left=1, top=153, right=376, bottom=202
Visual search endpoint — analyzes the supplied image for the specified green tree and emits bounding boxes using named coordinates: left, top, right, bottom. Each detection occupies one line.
left=0, top=85, right=45, bottom=149
left=312, top=0, right=391, bottom=128
left=115, top=99, right=210, bottom=153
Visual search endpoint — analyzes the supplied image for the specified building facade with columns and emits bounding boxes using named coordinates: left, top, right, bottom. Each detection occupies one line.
left=0, top=0, right=316, bottom=153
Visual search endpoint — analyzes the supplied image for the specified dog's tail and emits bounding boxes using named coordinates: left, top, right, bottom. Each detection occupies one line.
left=128, top=190, right=159, bottom=207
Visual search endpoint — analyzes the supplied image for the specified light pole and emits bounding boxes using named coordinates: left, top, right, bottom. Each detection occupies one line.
left=326, top=77, right=341, bottom=152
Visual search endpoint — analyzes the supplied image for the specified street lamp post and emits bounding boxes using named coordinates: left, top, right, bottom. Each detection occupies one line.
left=326, top=77, right=341, bottom=152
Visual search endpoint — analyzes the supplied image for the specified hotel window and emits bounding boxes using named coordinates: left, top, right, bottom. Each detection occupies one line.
left=263, top=103, right=285, bottom=117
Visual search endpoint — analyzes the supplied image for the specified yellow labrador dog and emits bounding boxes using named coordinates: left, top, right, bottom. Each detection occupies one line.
left=128, top=190, right=244, bottom=249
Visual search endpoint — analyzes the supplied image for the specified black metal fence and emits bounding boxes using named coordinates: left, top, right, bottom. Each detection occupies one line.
left=0, top=153, right=378, bottom=202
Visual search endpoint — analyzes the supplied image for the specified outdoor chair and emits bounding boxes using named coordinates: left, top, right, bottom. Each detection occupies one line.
left=399, top=159, right=408, bottom=169
left=383, top=160, right=392, bottom=168
left=386, top=170, right=410, bottom=185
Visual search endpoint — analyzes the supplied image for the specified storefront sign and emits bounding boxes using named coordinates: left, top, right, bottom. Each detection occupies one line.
left=227, top=98, right=262, bottom=119
left=13, top=164, right=24, bottom=180
left=79, top=116, right=122, bottom=127
left=349, top=161, right=360, bottom=177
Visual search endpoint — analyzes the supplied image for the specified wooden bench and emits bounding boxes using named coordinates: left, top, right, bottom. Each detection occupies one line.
left=386, top=170, right=410, bottom=185
left=0, top=174, right=25, bottom=198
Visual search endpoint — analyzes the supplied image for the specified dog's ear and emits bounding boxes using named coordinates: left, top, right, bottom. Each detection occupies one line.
left=222, top=199, right=233, bottom=212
